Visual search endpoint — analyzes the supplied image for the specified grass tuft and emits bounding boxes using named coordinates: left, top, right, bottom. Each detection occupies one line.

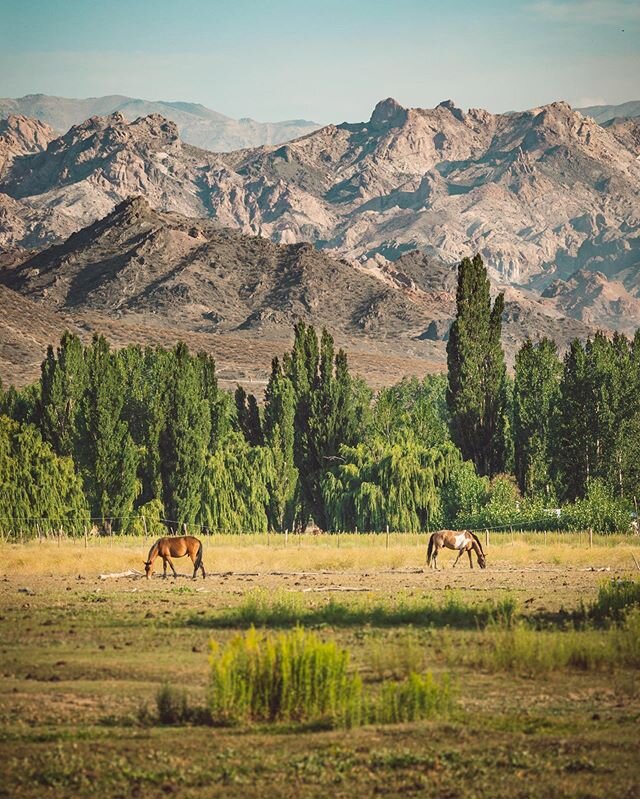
left=208, top=627, right=363, bottom=728
left=372, top=671, right=455, bottom=724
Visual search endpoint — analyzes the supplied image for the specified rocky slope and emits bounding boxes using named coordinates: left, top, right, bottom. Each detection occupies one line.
left=0, top=197, right=596, bottom=388
left=0, top=94, right=321, bottom=152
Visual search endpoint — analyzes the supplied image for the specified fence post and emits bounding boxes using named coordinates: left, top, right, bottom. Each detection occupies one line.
left=285, top=528, right=288, bottom=548
left=57, top=526, right=62, bottom=547
left=544, top=529, right=547, bottom=546
left=485, top=528, right=489, bottom=549
left=386, top=524, right=390, bottom=550
left=510, top=525, right=514, bottom=545
left=142, top=515, right=148, bottom=539
left=84, top=525, right=88, bottom=549
left=589, top=528, right=593, bottom=549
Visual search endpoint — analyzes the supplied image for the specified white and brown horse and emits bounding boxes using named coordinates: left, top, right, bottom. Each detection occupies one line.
left=144, top=535, right=205, bottom=580
left=426, top=529, right=486, bottom=570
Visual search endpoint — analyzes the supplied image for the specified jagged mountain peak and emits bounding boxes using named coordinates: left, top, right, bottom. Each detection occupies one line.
left=369, top=97, right=408, bottom=129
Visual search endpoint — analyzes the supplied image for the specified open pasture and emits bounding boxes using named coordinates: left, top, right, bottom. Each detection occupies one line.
left=1, top=533, right=639, bottom=798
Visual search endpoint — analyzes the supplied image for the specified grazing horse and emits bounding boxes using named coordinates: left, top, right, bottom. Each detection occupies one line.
left=144, top=536, right=206, bottom=580
left=426, top=529, right=486, bottom=570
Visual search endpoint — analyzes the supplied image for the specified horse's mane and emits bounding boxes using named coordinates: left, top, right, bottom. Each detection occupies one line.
left=468, top=530, right=484, bottom=553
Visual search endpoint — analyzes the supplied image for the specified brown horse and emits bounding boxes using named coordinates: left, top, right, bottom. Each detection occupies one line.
left=144, top=536, right=205, bottom=580
left=426, top=529, right=486, bottom=570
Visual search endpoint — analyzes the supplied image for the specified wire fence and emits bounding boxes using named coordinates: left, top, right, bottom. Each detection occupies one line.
left=0, top=514, right=636, bottom=550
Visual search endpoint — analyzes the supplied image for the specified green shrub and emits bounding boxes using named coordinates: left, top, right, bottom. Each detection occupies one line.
left=372, top=672, right=455, bottom=723
left=590, top=578, right=640, bottom=622
left=208, top=627, right=363, bottom=728
left=156, top=684, right=190, bottom=724
left=562, top=480, right=632, bottom=533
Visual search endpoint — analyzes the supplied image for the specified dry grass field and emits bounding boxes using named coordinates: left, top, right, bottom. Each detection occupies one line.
left=1, top=533, right=639, bottom=798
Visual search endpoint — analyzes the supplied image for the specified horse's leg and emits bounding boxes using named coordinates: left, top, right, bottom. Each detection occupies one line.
left=166, top=555, right=178, bottom=578
left=453, top=549, right=464, bottom=567
left=162, top=557, right=168, bottom=578
left=468, top=549, right=473, bottom=568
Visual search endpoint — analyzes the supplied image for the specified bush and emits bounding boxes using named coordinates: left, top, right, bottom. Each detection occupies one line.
left=562, top=480, right=632, bottom=533
left=156, top=684, right=190, bottom=724
left=590, top=578, right=640, bottom=622
left=208, top=627, right=362, bottom=727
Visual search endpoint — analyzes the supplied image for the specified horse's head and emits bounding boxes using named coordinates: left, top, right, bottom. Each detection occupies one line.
left=477, top=552, right=487, bottom=569
left=143, top=560, right=153, bottom=579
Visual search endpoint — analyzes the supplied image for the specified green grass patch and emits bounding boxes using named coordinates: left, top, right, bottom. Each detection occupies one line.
left=472, top=610, right=640, bottom=674
left=187, top=589, right=518, bottom=630
left=206, top=626, right=455, bottom=729
left=372, top=671, right=455, bottom=724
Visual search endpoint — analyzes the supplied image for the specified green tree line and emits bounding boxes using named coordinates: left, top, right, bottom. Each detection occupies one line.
left=1, top=255, right=638, bottom=537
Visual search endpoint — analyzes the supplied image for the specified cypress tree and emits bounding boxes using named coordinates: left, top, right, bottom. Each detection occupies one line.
left=446, top=255, right=507, bottom=476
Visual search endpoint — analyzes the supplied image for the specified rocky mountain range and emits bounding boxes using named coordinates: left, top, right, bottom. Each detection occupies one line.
left=0, top=96, right=638, bottom=387
left=0, top=94, right=321, bottom=152
left=576, top=100, right=640, bottom=125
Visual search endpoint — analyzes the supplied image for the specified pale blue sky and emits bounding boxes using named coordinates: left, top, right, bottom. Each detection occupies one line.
left=0, top=0, right=638, bottom=122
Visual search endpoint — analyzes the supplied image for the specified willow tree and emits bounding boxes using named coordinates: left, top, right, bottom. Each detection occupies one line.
left=446, top=254, right=507, bottom=476
left=0, top=416, right=89, bottom=538
left=322, top=438, right=459, bottom=532
left=199, top=431, right=273, bottom=532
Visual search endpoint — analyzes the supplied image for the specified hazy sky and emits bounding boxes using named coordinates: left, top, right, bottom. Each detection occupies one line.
left=1, top=0, right=638, bottom=123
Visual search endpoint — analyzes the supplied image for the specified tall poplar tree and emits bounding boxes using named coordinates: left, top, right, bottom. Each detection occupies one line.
left=39, top=331, right=87, bottom=457
left=446, top=254, right=507, bottom=476
left=552, top=339, right=591, bottom=501
left=263, top=357, right=298, bottom=531
left=513, top=338, right=562, bottom=497
left=76, top=335, right=139, bottom=526
left=160, top=343, right=211, bottom=526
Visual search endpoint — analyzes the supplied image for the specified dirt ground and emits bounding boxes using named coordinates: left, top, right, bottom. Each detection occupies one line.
left=1, top=544, right=639, bottom=798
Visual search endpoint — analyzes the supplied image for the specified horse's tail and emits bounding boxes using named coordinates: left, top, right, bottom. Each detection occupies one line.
left=426, top=533, right=435, bottom=566
left=194, top=540, right=204, bottom=573
left=469, top=530, right=484, bottom=554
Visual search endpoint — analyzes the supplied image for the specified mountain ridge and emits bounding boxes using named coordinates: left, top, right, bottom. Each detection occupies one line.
left=0, top=93, right=321, bottom=152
